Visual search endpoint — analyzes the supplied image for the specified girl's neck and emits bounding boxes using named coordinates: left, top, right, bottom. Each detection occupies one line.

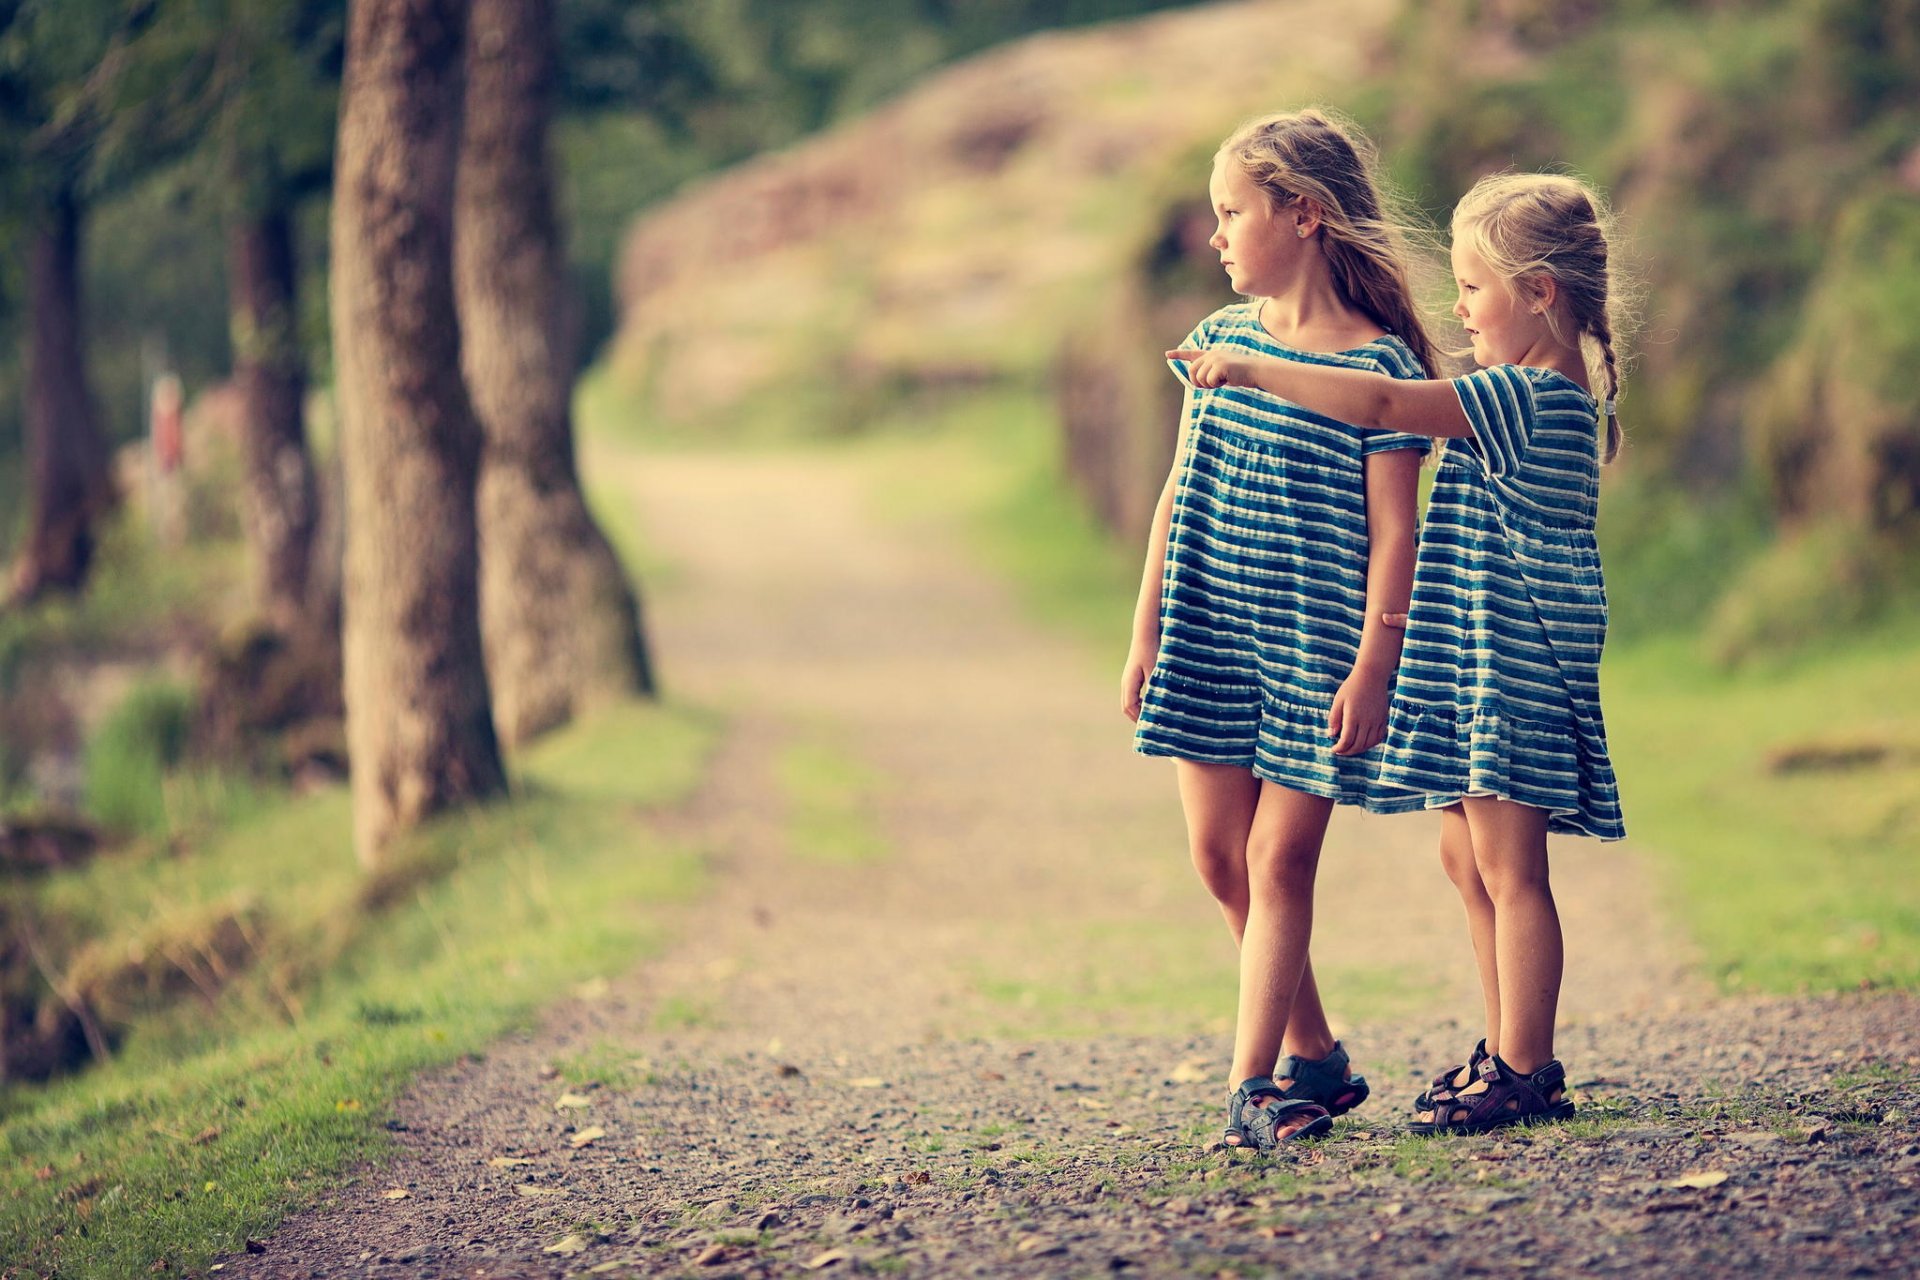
left=1511, top=332, right=1591, bottom=395
left=1256, top=266, right=1379, bottom=352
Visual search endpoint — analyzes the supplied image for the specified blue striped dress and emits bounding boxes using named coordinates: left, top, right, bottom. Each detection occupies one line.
left=1375, top=363, right=1626, bottom=839
left=1134, top=301, right=1430, bottom=806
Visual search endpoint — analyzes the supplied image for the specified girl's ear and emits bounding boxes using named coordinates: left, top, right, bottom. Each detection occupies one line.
left=1295, top=198, right=1326, bottom=239
left=1524, top=273, right=1558, bottom=315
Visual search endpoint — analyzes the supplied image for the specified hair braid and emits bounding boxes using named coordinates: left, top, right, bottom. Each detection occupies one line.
left=1452, top=172, right=1633, bottom=465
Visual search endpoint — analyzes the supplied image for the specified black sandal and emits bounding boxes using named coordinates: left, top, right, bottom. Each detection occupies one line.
left=1412, top=1037, right=1489, bottom=1112
left=1274, top=1041, right=1370, bottom=1116
left=1407, top=1055, right=1576, bottom=1135
left=1224, top=1077, right=1333, bottom=1150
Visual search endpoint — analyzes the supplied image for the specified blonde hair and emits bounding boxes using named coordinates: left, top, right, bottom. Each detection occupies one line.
left=1217, top=108, right=1442, bottom=379
left=1451, top=172, right=1629, bottom=462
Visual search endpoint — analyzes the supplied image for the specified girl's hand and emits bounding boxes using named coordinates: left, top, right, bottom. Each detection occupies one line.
left=1120, top=640, right=1158, bottom=722
left=1327, top=666, right=1391, bottom=756
left=1166, top=348, right=1256, bottom=390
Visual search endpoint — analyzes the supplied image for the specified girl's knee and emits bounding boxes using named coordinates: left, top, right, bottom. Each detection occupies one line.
left=1439, top=833, right=1480, bottom=888
left=1245, top=833, right=1320, bottom=894
left=1478, top=859, right=1553, bottom=905
left=1188, top=839, right=1248, bottom=906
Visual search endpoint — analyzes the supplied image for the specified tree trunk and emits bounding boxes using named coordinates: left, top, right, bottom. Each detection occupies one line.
left=11, top=187, right=117, bottom=605
left=229, top=199, right=322, bottom=632
left=331, top=0, right=504, bottom=870
left=455, top=0, right=654, bottom=748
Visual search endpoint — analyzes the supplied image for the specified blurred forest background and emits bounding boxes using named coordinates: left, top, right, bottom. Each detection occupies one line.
left=0, top=0, right=1917, bottom=1271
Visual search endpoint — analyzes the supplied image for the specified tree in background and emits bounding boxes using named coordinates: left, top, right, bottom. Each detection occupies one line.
left=215, top=0, right=344, bottom=633
left=457, top=0, right=653, bottom=749
left=331, top=0, right=503, bottom=868
left=0, top=2, right=146, bottom=604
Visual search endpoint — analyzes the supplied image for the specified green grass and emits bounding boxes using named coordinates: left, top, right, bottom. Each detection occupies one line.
left=1604, top=627, right=1920, bottom=991
left=773, top=734, right=889, bottom=864
left=0, top=698, right=723, bottom=1279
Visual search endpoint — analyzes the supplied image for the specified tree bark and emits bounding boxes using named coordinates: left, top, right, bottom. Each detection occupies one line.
left=331, top=0, right=505, bottom=869
left=229, top=198, right=322, bottom=632
left=11, top=187, right=117, bottom=605
left=455, top=0, right=654, bottom=748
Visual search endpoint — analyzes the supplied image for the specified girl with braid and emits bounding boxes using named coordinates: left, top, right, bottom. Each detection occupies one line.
left=1169, top=172, right=1631, bottom=1133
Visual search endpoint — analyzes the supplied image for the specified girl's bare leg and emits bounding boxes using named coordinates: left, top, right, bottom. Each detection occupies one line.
left=1459, top=795, right=1560, bottom=1073
left=1438, top=803, right=1501, bottom=1066
left=1174, top=760, right=1260, bottom=932
left=1280, top=960, right=1337, bottom=1063
left=1230, top=783, right=1336, bottom=1134
left=1174, top=761, right=1334, bottom=1057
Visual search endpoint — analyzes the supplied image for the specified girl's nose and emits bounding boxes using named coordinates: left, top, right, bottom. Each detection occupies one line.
left=1209, top=228, right=1226, bottom=250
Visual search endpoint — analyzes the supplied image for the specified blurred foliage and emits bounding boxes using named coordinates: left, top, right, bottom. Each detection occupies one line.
left=83, top=677, right=192, bottom=838
left=0, top=0, right=1210, bottom=512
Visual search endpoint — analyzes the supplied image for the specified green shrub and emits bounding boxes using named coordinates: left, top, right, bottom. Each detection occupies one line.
left=1702, top=521, right=1912, bottom=665
left=84, top=680, right=194, bottom=838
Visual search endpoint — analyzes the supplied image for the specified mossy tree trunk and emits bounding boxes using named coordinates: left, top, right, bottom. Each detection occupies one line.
left=331, top=0, right=505, bottom=869
left=12, top=186, right=117, bottom=606
left=229, top=191, right=321, bottom=632
left=455, top=0, right=655, bottom=748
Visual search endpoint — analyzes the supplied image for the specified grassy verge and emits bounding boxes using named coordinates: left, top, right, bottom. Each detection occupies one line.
left=0, top=699, right=721, bottom=1278
left=847, top=386, right=1920, bottom=996
left=1604, top=630, right=1920, bottom=991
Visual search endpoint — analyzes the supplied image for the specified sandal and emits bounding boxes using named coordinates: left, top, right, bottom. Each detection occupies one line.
left=1407, top=1054, right=1576, bottom=1135
left=1225, top=1076, right=1333, bottom=1150
left=1274, top=1041, right=1370, bottom=1116
left=1412, top=1037, right=1489, bottom=1112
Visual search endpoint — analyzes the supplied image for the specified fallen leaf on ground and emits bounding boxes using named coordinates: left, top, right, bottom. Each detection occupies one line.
left=569, top=1126, right=607, bottom=1149
left=1078, top=1097, right=1110, bottom=1110
left=1166, top=1058, right=1211, bottom=1084
left=803, top=1248, right=850, bottom=1269
left=487, top=1156, right=536, bottom=1168
left=845, top=1078, right=887, bottom=1089
left=543, top=1235, right=588, bottom=1257
left=1016, top=1235, right=1066, bottom=1255
left=514, top=1184, right=565, bottom=1198
left=190, top=1127, right=220, bottom=1146
left=554, top=1093, right=591, bottom=1110
left=1669, top=1171, right=1729, bottom=1189
left=380, top=1188, right=409, bottom=1200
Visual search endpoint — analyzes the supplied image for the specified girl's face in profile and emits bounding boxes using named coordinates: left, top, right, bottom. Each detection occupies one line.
left=1451, top=239, right=1550, bottom=368
left=1207, top=158, right=1307, bottom=298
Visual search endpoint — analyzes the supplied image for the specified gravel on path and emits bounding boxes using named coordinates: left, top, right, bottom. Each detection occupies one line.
left=218, top=448, right=1915, bottom=1279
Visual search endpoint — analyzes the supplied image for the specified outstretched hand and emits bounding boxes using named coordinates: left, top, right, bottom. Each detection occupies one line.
left=1166, top=348, right=1259, bottom=390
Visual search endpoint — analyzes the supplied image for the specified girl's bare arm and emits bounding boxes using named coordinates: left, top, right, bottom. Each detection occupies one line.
left=1166, top=348, right=1474, bottom=439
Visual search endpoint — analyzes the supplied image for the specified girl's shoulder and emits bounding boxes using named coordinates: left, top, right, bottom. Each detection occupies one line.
left=1362, top=332, right=1426, bottom=379
left=1476, top=362, right=1596, bottom=401
left=1181, top=300, right=1264, bottom=347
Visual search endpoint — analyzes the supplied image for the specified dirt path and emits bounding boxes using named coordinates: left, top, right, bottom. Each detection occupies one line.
left=225, top=445, right=1918, bottom=1279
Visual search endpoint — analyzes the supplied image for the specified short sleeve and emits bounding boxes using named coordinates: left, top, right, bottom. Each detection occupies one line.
left=1451, top=363, right=1537, bottom=477
left=1359, top=338, right=1432, bottom=456
left=1165, top=315, right=1212, bottom=390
